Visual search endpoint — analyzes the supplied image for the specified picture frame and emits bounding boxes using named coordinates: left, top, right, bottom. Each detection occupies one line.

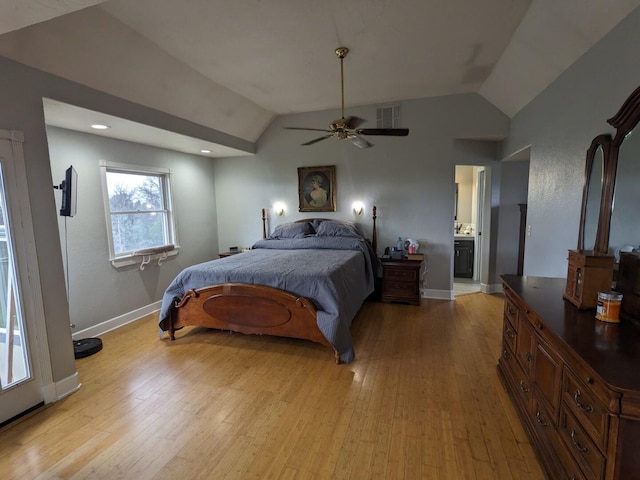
left=298, top=165, right=336, bottom=212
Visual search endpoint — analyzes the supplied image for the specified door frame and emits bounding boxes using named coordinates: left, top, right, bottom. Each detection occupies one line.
left=0, top=130, right=54, bottom=423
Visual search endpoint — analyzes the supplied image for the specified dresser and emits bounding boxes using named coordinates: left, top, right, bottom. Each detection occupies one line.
left=498, top=275, right=640, bottom=480
left=380, top=257, right=422, bottom=305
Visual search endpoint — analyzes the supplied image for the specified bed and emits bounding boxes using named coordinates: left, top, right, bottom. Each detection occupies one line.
left=158, top=208, right=379, bottom=363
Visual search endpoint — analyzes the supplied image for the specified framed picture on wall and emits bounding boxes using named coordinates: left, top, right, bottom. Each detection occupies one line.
left=298, top=165, right=336, bottom=212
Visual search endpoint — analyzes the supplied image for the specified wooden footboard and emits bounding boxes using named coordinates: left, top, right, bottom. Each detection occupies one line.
left=168, top=283, right=341, bottom=363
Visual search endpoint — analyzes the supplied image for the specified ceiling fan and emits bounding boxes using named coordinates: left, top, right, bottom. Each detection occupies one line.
left=284, top=47, right=409, bottom=148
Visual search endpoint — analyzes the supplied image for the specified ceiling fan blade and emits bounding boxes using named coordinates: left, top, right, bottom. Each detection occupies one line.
left=356, top=128, right=410, bottom=136
left=348, top=134, right=373, bottom=149
left=344, top=116, right=366, bottom=129
left=284, top=126, right=333, bottom=132
left=302, top=134, right=333, bottom=146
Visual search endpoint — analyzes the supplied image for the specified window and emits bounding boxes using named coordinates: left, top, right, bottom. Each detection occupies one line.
left=100, top=162, right=178, bottom=266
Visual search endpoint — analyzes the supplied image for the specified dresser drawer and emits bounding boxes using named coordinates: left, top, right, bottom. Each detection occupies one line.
left=529, top=394, right=585, bottom=480
left=503, top=316, right=517, bottom=353
left=559, top=406, right=605, bottom=480
left=562, top=364, right=620, bottom=415
left=503, top=292, right=519, bottom=325
left=500, top=341, right=532, bottom=413
left=562, top=368, right=610, bottom=451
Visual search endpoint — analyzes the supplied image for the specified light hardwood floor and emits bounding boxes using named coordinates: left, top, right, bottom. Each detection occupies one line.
left=1, top=293, right=545, bottom=479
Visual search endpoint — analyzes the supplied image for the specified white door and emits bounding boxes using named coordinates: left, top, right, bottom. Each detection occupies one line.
left=0, top=131, right=52, bottom=424
left=474, top=168, right=486, bottom=282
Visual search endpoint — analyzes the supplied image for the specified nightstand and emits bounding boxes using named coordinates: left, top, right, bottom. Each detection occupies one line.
left=380, top=257, right=423, bottom=305
left=218, top=251, right=241, bottom=258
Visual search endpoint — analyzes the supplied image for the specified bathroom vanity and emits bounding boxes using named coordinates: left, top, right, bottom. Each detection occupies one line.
left=454, top=235, right=474, bottom=278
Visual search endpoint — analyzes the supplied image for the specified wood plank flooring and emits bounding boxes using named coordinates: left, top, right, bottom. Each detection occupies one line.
left=0, top=293, right=546, bottom=479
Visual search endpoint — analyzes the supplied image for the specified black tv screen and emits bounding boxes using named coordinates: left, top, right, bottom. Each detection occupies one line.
left=59, top=166, right=77, bottom=217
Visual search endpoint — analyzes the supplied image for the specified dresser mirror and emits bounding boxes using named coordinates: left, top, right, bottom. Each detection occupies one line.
left=606, top=85, right=640, bottom=323
left=608, top=124, right=639, bottom=257
left=565, top=86, right=640, bottom=309
left=601, top=85, right=640, bottom=255
left=577, top=136, right=609, bottom=252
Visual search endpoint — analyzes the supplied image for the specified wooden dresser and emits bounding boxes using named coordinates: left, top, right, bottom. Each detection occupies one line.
left=498, top=275, right=640, bottom=480
left=380, top=257, right=422, bottom=305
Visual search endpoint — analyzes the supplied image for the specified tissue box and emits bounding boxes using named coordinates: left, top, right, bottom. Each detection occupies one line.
left=391, top=249, right=403, bottom=260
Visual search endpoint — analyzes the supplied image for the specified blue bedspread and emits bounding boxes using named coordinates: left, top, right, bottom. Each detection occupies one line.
left=159, top=236, right=378, bottom=362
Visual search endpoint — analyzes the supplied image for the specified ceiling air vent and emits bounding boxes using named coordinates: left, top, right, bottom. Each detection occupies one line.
left=376, top=104, right=401, bottom=129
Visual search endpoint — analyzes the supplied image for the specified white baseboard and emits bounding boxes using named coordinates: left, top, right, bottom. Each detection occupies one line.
left=421, top=289, right=454, bottom=300
left=72, top=301, right=161, bottom=340
left=481, top=283, right=503, bottom=294
left=420, top=283, right=502, bottom=301
left=42, top=371, right=81, bottom=404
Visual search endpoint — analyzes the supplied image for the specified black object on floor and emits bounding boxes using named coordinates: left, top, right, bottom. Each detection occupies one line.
left=73, top=337, right=103, bottom=359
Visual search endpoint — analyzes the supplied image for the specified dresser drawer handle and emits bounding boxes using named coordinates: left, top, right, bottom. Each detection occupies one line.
left=570, top=429, right=589, bottom=453
left=507, top=306, right=516, bottom=315
left=506, top=328, right=515, bottom=339
left=574, top=389, right=594, bottom=413
left=535, top=410, right=548, bottom=427
left=525, top=352, right=533, bottom=362
left=519, top=380, right=529, bottom=393
left=502, top=349, right=511, bottom=360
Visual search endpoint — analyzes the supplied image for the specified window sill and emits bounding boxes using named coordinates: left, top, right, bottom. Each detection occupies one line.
left=111, top=245, right=179, bottom=269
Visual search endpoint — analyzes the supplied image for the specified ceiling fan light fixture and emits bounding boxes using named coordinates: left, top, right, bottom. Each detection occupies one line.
left=283, top=46, right=409, bottom=147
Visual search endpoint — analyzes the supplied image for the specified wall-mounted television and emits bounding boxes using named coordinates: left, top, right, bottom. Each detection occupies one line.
left=58, top=166, right=77, bottom=217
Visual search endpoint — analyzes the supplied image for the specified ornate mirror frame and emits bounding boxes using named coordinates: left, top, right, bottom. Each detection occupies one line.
left=566, top=85, right=640, bottom=310
left=577, top=134, right=611, bottom=252
left=576, top=85, right=640, bottom=255
left=597, top=85, right=640, bottom=254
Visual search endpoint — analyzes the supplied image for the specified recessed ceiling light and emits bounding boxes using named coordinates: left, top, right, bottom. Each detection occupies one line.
left=201, top=149, right=212, bottom=153
left=91, top=124, right=110, bottom=130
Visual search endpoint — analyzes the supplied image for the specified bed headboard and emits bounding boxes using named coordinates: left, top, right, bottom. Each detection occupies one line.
left=261, top=205, right=378, bottom=254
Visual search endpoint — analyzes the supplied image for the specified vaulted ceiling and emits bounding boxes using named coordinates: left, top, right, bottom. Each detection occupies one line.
left=1, top=0, right=639, bottom=155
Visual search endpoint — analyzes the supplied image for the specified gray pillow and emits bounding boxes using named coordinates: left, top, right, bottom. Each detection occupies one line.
left=271, top=221, right=315, bottom=239
left=315, top=220, right=363, bottom=238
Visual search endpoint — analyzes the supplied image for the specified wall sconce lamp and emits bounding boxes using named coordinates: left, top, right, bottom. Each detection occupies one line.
left=352, top=201, right=364, bottom=216
left=274, top=202, right=285, bottom=216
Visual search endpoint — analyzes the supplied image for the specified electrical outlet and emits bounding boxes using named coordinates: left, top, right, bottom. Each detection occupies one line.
left=527, top=225, right=532, bottom=236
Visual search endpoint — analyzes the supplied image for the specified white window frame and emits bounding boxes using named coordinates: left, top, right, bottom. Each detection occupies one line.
left=99, top=160, right=179, bottom=268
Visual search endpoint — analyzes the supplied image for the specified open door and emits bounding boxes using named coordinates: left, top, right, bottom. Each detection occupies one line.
left=0, top=131, right=52, bottom=425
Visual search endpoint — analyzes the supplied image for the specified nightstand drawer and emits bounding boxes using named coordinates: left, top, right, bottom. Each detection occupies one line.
left=384, top=267, right=418, bottom=282
left=383, top=279, right=418, bottom=296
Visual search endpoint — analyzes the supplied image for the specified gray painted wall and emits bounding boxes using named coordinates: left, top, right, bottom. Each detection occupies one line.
left=0, top=55, right=245, bottom=385
left=495, top=160, right=530, bottom=277
left=47, top=127, right=219, bottom=333
left=504, top=6, right=640, bottom=277
left=213, top=94, right=510, bottom=294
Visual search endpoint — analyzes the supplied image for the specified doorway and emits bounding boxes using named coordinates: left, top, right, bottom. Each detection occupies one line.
left=454, top=165, right=486, bottom=297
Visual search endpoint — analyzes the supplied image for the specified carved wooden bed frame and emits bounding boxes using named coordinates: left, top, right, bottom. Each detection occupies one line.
left=167, top=207, right=377, bottom=363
